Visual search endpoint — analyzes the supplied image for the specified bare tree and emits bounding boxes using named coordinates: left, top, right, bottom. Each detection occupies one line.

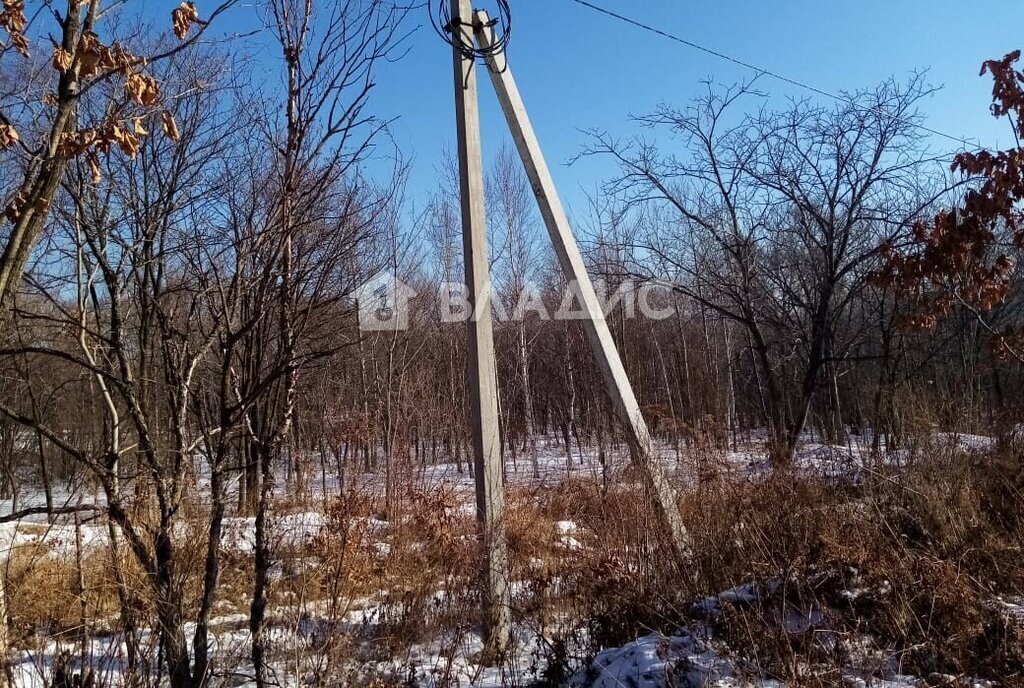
left=487, top=146, right=542, bottom=476
left=0, top=0, right=236, bottom=314
left=585, top=76, right=949, bottom=465
left=246, top=1, right=409, bottom=684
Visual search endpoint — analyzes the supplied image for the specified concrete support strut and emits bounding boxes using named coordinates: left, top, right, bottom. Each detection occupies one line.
left=450, top=0, right=512, bottom=656
left=474, top=10, right=692, bottom=564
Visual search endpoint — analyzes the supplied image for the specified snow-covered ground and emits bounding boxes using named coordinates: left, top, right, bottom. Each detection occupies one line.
left=1, top=428, right=1019, bottom=687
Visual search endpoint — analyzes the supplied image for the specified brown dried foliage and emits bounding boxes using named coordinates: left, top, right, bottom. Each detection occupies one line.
left=161, top=109, right=180, bottom=141
left=0, top=122, right=17, bottom=149
left=51, top=46, right=73, bottom=72
left=75, top=30, right=136, bottom=78
left=882, top=51, right=1024, bottom=334
left=56, top=119, right=145, bottom=182
left=172, top=2, right=200, bottom=40
left=124, top=71, right=161, bottom=106
left=2, top=2, right=190, bottom=190
left=1, top=0, right=28, bottom=57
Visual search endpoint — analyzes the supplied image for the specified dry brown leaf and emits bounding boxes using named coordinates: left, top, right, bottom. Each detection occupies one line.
left=3, top=191, right=26, bottom=223
left=10, top=32, right=28, bottom=56
left=0, top=123, right=18, bottom=150
left=161, top=110, right=180, bottom=142
left=172, top=2, right=200, bottom=40
left=74, top=31, right=137, bottom=78
left=77, top=32, right=102, bottom=77
left=52, top=47, right=73, bottom=72
left=125, top=72, right=160, bottom=106
left=112, top=125, right=140, bottom=158
left=133, top=117, right=149, bottom=136
left=0, top=0, right=25, bottom=29
left=86, top=151, right=102, bottom=184
left=1, top=0, right=29, bottom=57
left=57, top=129, right=97, bottom=157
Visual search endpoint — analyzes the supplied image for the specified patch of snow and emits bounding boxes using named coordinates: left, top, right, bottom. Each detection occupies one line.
left=555, top=520, right=578, bottom=534
left=559, top=535, right=583, bottom=551
left=931, top=432, right=996, bottom=452
left=570, top=628, right=780, bottom=688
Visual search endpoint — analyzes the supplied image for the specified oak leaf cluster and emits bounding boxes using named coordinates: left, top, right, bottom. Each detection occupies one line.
left=882, top=50, right=1024, bottom=353
left=172, top=2, right=200, bottom=40
left=0, top=0, right=28, bottom=56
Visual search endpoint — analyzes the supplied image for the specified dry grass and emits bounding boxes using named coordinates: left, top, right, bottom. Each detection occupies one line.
left=4, top=441, right=1022, bottom=686
left=681, top=444, right=1024, bottom=684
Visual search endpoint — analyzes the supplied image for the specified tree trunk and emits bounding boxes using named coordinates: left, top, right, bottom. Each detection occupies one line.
left=0, top=549, right=10, bottom=688
left=193, top=454, right=226, bottom=686
left=155, top=529, right=192, bottom=688
left=518, top=321, right=539, bottom=478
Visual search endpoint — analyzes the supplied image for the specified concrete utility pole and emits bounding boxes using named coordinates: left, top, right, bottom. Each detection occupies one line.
left=474, top=11, right=692, bottom=564
left=449, top=0, right=512, bottom=655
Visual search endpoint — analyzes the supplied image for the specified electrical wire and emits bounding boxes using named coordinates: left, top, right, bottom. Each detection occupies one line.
left=566, top=0, right=980, bottom=149
left=431, top=0, right=512, bottom=62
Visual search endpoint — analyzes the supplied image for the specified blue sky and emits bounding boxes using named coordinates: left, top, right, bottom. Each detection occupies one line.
left=205, top=0, right=1024, bottom=215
